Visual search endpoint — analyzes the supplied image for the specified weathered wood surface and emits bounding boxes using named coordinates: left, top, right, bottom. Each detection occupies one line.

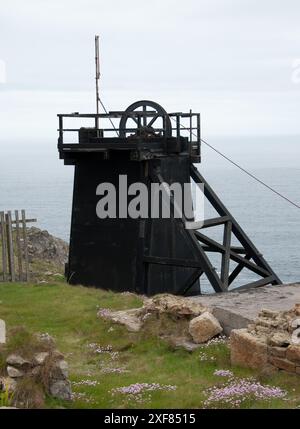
left=0, top=210, right=36, bottom=282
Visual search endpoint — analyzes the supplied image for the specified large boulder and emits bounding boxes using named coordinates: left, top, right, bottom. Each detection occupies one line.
left=188, top=312, right=223, bottom=344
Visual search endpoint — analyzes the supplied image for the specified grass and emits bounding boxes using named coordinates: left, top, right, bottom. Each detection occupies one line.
left=0, top=281, right=300, bottom=409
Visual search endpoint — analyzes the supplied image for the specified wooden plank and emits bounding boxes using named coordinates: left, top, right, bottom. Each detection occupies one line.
left=21, top=210, right=30, bottom=282
left=6, top=211, right=15, bottom=282
left=232, top=276, right=275, bottom=292
left=201, top=216, right=230, bottom=229
left=11, top=218, right=37, bottom=225
left=15, top=210, right=23, bottom=281
left=201, top=245, right=245, bottom=254
left=0, top=212, right=7, bottom=281
left=144, top=255, right=203, bottom=269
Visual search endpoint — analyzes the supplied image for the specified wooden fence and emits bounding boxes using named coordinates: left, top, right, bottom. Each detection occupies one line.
left=0, top=210, right=36, bottom=282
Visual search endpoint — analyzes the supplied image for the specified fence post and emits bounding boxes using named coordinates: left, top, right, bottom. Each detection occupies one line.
left=0, top=212, right=7, bottom=281
left=15, top=210, right=23, bottom=281
left=6, top=211, right=15, bottom=282
left=21, top=210, right=30, bottom=282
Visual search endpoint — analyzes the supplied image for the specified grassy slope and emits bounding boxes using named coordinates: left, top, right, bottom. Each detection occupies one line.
left=0, top=281, right=300, bottom=409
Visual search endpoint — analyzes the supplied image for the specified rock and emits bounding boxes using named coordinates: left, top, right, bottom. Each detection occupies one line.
left=144, top=294, right=206, bottom=317
left=27, top=227, right=68, bottom=266
left=30, top=366, right=42, bottom=377
left=294, top=304, right=300, bottom=316
left=33, top=352, right=49, bottom=365
left=286, top=345, right=300, bottom=364
left=212, top=307, right=252, bottom=336
left=7, top=366, right=24, bottom=378
left=260, top=309, right=278, bottom=319
left=36, top=332, right=55, bottom=347
left=98, top=308, right=143, bottom=332
left=6, top=354, right=31, bottom=368
left=50, top=359, right=69, bottom=380
left=49, top=380, right=72, bottom=401
left=56, top=360, right=69, bottom=379
left=52, top=350, right=65, bottom=360
left=268, top=346, right=287, bottom=359
left=259, top=364, right=279, bottom=377
left=189, top=312, right=223, bottom=344
left=0, top=319, right=6, bottom=344
left=268, top=332, right=291, bottom=347
left=230, top=329, right=268, bottom=369
left=268, top=356, right=296, bottom=373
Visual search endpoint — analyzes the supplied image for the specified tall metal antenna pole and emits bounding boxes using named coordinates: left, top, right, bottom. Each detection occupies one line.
left=95, top=35, right=100, bottom=130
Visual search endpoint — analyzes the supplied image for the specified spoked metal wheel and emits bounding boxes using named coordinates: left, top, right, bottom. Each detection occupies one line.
left=119, top=100, right=172, bottom=138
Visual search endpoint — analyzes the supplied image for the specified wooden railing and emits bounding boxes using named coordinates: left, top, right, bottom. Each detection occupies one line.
left=0, top=210, right=36, bottom=282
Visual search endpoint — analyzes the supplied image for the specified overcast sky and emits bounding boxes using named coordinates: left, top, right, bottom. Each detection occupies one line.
left=1, top=0, right=300, bottom=145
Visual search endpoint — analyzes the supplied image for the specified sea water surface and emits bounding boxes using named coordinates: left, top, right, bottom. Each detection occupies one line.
left=0, top=136, right=299, bottom=291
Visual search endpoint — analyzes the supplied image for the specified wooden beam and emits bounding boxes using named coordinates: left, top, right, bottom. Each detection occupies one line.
left=144, top=255, right=203, bottom=269
left=177, top=269, right=203, bottom=296
left=201, top=245, right=245, bottom=254
left=201, top=216, right=230, bottom=229
left=221, top=221, right=232, bottom=290
left=232, top=276, right=275, bottom=292
left=228, top=255, right=251, bottom=286
left=11, top=218, right=37, bottom=225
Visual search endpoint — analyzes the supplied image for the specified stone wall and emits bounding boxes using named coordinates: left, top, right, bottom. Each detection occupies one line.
left=230, top=304, right=300, bottom=375
left=0, top=330, right=71, bottom=408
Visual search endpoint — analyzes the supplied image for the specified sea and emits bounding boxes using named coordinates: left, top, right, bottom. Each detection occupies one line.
left=1, top=135, right=299, bottom=292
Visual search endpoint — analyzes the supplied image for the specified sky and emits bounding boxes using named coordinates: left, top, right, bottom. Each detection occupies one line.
left=1, top=0, right=300, bottom=149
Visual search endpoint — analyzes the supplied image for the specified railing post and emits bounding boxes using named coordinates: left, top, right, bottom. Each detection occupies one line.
left=58, top=115, right=63, bottom=144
